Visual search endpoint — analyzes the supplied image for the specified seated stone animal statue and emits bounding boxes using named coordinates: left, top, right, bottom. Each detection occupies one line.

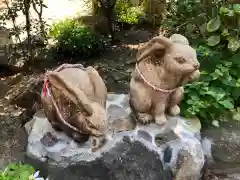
left=41, top=63, right=108, bottom=145
left=129, top=34, right=200, bottom=125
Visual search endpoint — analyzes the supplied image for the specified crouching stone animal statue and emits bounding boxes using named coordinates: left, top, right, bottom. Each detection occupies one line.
left=129, top=34, right=200, bottom=125
left=41, top=63, right=108, bottom=147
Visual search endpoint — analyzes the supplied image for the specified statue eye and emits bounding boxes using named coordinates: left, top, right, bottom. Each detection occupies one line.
left=175, top=57, right=185, bottom=64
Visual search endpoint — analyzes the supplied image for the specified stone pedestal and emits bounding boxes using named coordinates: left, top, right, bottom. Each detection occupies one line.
left=25, top=93, right=205, bottom=180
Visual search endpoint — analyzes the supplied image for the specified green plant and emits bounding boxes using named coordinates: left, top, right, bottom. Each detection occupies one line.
left=205, top=4, right=240, bottom=52
left=0, top=162, right=46, bottom=180
left=163, top=0, right=240, bottom=125
left=163, top=0, right=240, bottom=49
left=49, top=18, right=104, bottom=58
left=180, top=45, right=240, bottom=126
left=115, top=0, right=145, bottom=24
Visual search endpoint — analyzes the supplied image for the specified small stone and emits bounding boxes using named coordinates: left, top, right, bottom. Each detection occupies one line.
left=212, top=120, right=219, bottom=127
left=163, top=146, right=172, bottom=163
left=40, top=132, right=59, bottom=147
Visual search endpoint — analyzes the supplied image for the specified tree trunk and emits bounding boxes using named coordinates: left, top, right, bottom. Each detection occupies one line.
left=32, top=0, right=47, bottom=40
left=92, top=0, right=101, bottom=15
left=143, top=0, right=166, bottom=26
left=98, top=0, right=117, bottom=43
left=23, top=0, right=33, bottom=66
left=106, top=8, right=115, bottom=42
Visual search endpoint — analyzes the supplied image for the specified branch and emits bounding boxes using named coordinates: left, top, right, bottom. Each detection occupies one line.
left=228, top=0, right=240, bottom=3
left=3, top=0, right=22, bottom=44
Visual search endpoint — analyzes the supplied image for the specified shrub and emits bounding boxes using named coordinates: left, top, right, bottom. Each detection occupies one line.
left=162, top=0, right=240, bottom=126
left=181, top=47, right=240, bottom=125
left=115, top=0, right=145, bottom=24
left=49, top=18, right=104, bottom=59
left=0, top=163, right=46, bottom=180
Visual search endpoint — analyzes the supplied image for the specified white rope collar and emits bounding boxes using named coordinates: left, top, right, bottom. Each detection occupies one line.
left=135, top=63, right=176, bottom=93
left=43, top=63, right=85, bottom=133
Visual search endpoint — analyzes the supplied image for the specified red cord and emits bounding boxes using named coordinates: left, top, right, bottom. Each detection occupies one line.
left=43, top=77, right=49, bottom=97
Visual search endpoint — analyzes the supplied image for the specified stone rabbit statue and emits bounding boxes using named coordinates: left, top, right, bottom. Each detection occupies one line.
left=41, top=64, right=108, bottom=144
left=129, top=34, right=200, bottom=125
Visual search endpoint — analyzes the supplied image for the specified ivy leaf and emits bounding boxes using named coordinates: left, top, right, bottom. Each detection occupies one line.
left=228, top=38, right=240, bottom=52
left=207, top=35, right=220, bottom=46
left=207, top=16, right=221, bottom=32
left=219, top=100, right=234, bottom=109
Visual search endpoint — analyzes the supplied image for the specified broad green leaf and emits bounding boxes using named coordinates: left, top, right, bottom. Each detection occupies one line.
left=207, top=35, right=220, bottom=46
left=207, top=16, right=221, bottom=32
left=186, top=99, right=194, bottom=105
left=228, top=38, right=240, bottom=52
left=219, top=100, right=234, bottom=109
left=205, top=86, right=225, bottom=100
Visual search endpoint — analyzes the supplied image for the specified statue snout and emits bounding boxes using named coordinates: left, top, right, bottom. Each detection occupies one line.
left=193, top=63, right=200, bottom=70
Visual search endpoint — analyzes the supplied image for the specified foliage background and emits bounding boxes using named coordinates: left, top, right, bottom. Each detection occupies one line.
left=162, top=0, right=240, bottom=126
left=48, top=18, right=104, bottom=59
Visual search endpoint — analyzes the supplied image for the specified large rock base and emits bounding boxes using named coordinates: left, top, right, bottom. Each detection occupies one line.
left=25, top=94, right=205, bottom=180
left=48, top=136, right=173, bottom=180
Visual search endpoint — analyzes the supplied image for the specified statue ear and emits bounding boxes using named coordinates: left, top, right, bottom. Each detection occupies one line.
left=136, top=36, right=172, bottom=62
left=48, top=72, right=94, bottom=115
left=170, top=34, right=189, bottom=45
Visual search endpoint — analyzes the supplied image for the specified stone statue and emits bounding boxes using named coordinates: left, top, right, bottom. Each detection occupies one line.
left=41, top=63, right=108, bottom=144
left=129, top=34, right=200, bottom=125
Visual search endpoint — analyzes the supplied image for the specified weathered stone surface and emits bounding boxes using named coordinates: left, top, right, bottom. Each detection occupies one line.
left=25, top=93, right=205, bottom=180
left=201, top=121, right=240, bottom=178
left=222, top=173, right=240, bottom=180
left=47, top=137, right=173, bottom=180
left=202, top=121, right=240, bottom=164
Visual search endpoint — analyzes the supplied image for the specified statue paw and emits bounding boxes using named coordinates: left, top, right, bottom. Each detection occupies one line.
left=91, top=135, right=107, bottom=152
left=189, top=70, right=200, bottom=82
left=137, top=113, right=153, bottom=124
left=155, top=114, right=167, bottom=125
left=169, top=105, right=180, bottom=116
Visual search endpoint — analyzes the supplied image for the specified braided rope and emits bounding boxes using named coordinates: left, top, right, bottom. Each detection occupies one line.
left=135, top=63, right=176, bottom=93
